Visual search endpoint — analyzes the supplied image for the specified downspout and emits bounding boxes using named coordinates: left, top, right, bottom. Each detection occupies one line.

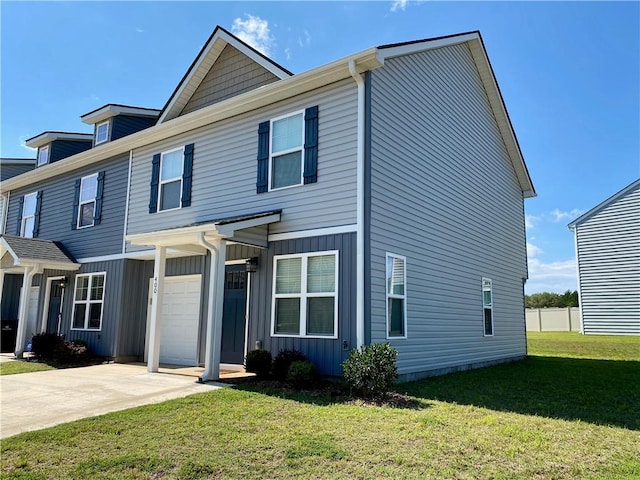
left=122, top=150, right=133, bottom=254
left=196, top=232, right=219, bottom=382
left=349, top=60, right=365, bottom=349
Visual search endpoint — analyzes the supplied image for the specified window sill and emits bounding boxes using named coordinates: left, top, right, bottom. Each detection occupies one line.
left=271, top=333, right=338, bottom=340
left=76, top=224, right=95, bottom=230
left=70, top=328, right=102, bottom=332
left=267, top=182, right=304, bottom=193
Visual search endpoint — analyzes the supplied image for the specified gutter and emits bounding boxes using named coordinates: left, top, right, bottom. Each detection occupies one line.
left=349, top=60, right=366, bottom=349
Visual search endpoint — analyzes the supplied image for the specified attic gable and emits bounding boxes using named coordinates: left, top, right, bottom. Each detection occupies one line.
left=159, top=26, right=292, bottom=123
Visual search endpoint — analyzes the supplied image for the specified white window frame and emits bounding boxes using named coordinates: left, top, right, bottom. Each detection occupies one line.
left=37, top=146, right=49, bottom=166
left=95, top=121, right=110, bottom=145
left=20, top=191, right=38, bottom=238
left=482, top=277, right=494, bottom=337
left=271, top=250, right=339, bottom=339
left=268, top=110, right=305, bottom=192
left=157, top=146, right=184, bottom=212
left=71, top=272, right=106, bottom=331
left=77, top=173, right=98, bottom=229
left=386, top=253, right=408, bottom=339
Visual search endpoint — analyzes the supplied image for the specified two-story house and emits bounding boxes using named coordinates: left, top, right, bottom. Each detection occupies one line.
left=0, top=26, right=535, bottom=382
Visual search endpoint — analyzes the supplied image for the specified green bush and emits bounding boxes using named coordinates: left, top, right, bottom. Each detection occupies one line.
left=245, top=349, right=272, bottom=378
left=287, top=360, right=318, bottom=388
left=30, top=333, right=63, bottom=360
left=273, top=349, right=307, bottom=381
left=342, top=343, right=398, bottom=398
left=56, top=341, right=89, bottom=364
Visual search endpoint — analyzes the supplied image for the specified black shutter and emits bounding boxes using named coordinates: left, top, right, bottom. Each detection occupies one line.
left=33, top=191, right=42, bottom=238
left=93, top=171, right=105, bottom=225
left=181, top=144, right=194, bottom=207
left=149, top=153, right=161, bottom=213
left=256, top=121, right=270, bottom=193
left=16, top=196, right=24, bottom=235
left=71, top=179, right=81, bottom=230
left=303, top=105, right=319, bottom=184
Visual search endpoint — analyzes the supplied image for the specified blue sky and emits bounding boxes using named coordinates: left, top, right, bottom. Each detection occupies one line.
left=1, top=1, right=638, bottom=293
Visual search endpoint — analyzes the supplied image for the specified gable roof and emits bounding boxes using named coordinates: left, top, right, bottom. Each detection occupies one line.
left=0, top=235, right=79, bottom=270
left=158, top=26, right=293, bottom=124
left=24, top=132, right=93, bottom=149
left=568, top=178, right=640, bottom=229
left=81, top=104, right=161, bottom=125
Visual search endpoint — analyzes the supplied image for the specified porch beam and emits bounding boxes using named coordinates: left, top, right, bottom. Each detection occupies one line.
left=147, top=246, right=166, bottom=373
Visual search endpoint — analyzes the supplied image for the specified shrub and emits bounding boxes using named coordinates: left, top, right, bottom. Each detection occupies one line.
left=342, top=343, right=398, bottom=398
left=287, top=360, right=318, bottom=388
left=273, top=349, right=307, bottom=381
left=56, top=340, right=89, bottom=364
left=245, top=349, right=272, bottom=378
left=30, top=333, right=63, bottom=360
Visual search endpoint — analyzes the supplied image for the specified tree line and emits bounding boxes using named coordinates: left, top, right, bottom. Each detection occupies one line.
left=525, top=290, right=579, bottom=308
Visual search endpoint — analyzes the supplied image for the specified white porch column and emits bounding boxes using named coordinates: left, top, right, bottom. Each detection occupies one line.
left=147, top=246, right=166, bottom=373
left=201, top=237, right=226, bottom=381
left=14, top=265, right=38, bottom=358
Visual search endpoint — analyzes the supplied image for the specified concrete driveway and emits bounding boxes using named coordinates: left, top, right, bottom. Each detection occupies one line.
left=0, top=363, right=223, bottom=439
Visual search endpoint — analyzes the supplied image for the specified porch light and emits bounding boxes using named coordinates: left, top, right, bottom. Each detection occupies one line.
left=245, top=257, right=258, bottom=273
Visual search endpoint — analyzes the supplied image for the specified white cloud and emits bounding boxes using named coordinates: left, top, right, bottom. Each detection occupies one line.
left=19, top=136, right=36, bottom=153
left=284, top=47, right=291, bottom=61
left=298, top=30, right=311, bottom=48
left=526, top=241, right=543, bottom=259
left=526, top=257, right=577, bottom=294
left=135, top=27, right=144, bottom=33
left=525, top=214, right=540, bottom=230
left=231, top=14, right=275, bottom=56
left=391, top=0, right=408, bottom=12
left=551, top=208, right=584, bottom=223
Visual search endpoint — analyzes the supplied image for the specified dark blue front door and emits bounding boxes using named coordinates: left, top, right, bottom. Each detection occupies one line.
left=221, top=265, right=247, bottom=364
left=46, top=282, right=64, bottom=334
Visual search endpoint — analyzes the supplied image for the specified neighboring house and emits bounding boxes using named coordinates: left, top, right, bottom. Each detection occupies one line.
left=568, top=179, right=640, bottom=336
left=0, top=158, right=36, bottom=236
left=0, top=26, right=535, bottom=381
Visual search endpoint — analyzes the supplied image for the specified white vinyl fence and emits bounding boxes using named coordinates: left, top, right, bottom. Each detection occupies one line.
left=525, top=308, right=581, bottom=332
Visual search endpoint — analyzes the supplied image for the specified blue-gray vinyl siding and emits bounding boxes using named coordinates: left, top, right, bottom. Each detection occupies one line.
left=49, top=140, right=93, bottom=164
left=111, top=115, right=157, bottom=142
left=575, top=183, right=640, bottom=335
left=368, top=43, right=528, bottom=377
left=1, top=163, right=35, bottom=181
left=5, top=154, right=129, bottom=259
left=125, top=78, right=358, bottom=248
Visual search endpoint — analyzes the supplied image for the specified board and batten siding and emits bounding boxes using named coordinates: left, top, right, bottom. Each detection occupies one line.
left=125, top=79, right=358, bottom=250
left=575, top=183, right=640, bottom=335
left=368, top=43, right=528, bottom=378
left=180, top=44, right=280, bottom=116
left=5, top=154, right=129, bottom=259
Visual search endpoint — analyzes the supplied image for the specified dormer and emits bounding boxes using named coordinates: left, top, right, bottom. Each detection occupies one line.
left=80, top=104, right=161, bottom=146
left=24, top=132, right=93, bottom=168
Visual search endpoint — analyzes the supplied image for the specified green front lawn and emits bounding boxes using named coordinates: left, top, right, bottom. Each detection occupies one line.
left=0, top=360, right=55, bottom=376
left=2, top=333, right=639, bottom=479
left=527, top=331, right=640, bottom=360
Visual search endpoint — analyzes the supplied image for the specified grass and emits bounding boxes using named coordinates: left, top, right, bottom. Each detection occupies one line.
left=2, top=332, right=639, bottom=479
left=0, top=360, right=55, bottom=376
left=527, top=331, right=640, bottom=360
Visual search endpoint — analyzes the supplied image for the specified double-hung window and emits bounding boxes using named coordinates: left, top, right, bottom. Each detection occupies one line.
left=37, top=146, right=49, bottom=166
left=482, top=278, right=493, bottom=336
left=95, top=121, right=109, bottom=144
left=270, top=111, right=304, bottom=190
left=72, top=273, right=106, bottom=330
left=386, top=253, right=407, bottom=338
left=20, top=192, right=38, bottom=238
left=77, top=173, right=98, bottom=228
left=158, top=147, right=184, bottom=211
left=272, top=251, right=338, bottom=338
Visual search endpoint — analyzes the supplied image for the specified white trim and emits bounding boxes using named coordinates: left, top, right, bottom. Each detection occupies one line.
left=70, top=272, right=106, bottom=331
left=81, top=105, right=161, bottom=125
left=385, top=253, right=407, bottom=340
left=271, top=250, right=339, bottom=339
left=122, top=150, right=133, bottom=254
left=95, top=120, right=110, bottom=145
left=2, top=191, right=10, bottom=234
left=20, top=191, right=38, bottom=238
left=25, top=132, right=93, bottom=149
left=158, top=146, right=185, bottom=212
left=268, top=224, right=357, bottom=242
left=482, top=277, right=494, bottom=337
left=377, top=33, right=479, bottom=61
left=77, top=173, right=98, bottom=229
left=40, top=276, right=65, bottom=334
left=268, top=109, right=305, bottom=192
left=573, top=229, right=584, bottom=334
left=225, top=258, right=248, bottom=266
left=37, top=146, right=49, bottom=166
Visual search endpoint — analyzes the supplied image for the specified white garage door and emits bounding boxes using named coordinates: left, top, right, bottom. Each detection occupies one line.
left=148, top=275, right=202, bottom=366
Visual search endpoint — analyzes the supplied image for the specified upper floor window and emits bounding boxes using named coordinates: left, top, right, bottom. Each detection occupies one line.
left=272, top=251, right=338, bottom=338
left=37, top=146, right=49, bottom=166
left=149, top=144, right=194, bottom=214
left=256, top=106, right=318, bottom=194
left=20, top=192, right=38, bottom=238
left=72, top=272, right=106, bottom=331
left=78, top=173, right=98, bottom=228
left=386, top=253, right=407, bottom=338
left=482, top=278, right=493, bottom=336
left=95, top=121, right=109, bottom=144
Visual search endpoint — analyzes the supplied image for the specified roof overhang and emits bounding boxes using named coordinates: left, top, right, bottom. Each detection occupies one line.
left=81, top=104, right=161, bottom=125
left=0, top=236, right=80, bottom=274
left=1, top=49, right=381, bottom=192
left=24, top=132, right=93, bottom=149
left=126, top=210, right=281, bottom=251
left=568, top=178, right=640, bottom=229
